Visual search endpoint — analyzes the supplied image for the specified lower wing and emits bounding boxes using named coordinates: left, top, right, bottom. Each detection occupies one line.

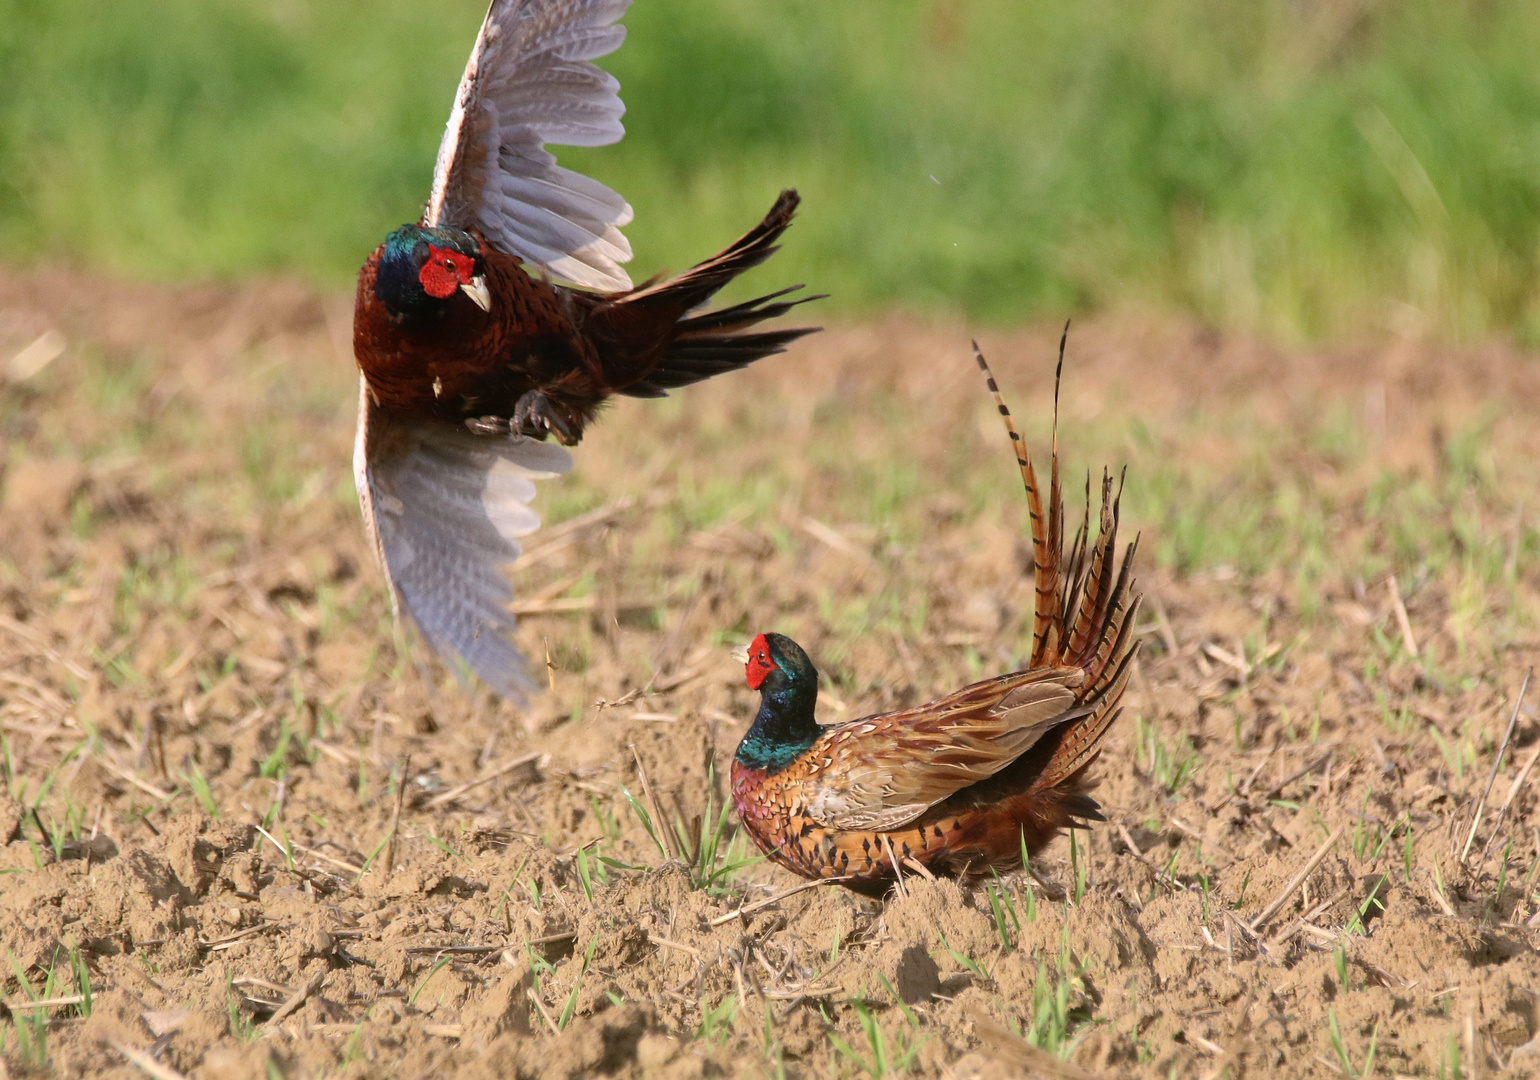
left=354, top=379, right=572, bottom=698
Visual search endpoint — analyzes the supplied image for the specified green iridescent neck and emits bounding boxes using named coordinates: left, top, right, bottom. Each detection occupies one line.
left=735, top=637, right=820, bottom=774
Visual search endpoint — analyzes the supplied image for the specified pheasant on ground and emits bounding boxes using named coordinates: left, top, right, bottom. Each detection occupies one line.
left=730, top=339, right=1140, bottom=891
left=353, top=0, right=819, bottom=697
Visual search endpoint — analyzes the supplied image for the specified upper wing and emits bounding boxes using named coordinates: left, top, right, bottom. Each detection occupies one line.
left=802, top=671, right=1087, bottom=831
left=424, top=0, right=635, bottom=292
left=354, top=380, right=572, bottom=698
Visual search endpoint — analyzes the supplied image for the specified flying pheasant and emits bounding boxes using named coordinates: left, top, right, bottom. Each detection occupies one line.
left=353, top=0, right=818, bottom=697
left=730, top=340, right=1140, bottom=890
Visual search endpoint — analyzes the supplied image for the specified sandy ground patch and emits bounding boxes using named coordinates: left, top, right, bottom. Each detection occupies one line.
left=1, top=268, right=1539, bottom=1076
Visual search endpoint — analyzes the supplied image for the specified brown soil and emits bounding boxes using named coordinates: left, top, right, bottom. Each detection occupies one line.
left=1, top=266, right=1539, bottom=1078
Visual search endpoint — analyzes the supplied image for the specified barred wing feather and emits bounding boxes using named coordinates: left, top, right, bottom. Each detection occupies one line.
left=804, top=676, right=1084, bottom=831
left=354, top=381, right=572, bottom=698
left=425, top=0, right=635, bottom=291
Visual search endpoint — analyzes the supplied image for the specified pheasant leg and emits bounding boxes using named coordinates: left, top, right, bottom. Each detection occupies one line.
left=512, top=390, right=580, bottom=445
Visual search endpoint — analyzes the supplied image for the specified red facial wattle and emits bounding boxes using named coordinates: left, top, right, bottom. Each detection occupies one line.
left=744, top=633, right=776, bottom=690
left=418, top=245, right=476, bottom=299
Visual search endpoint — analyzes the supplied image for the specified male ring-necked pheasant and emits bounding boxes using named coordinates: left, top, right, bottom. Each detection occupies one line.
left=353, top=0, right=819, bottom=697
left=730, top=341, right=1140, bottom=890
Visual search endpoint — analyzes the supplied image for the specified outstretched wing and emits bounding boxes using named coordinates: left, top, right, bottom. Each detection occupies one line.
left=802, top=671, right=1087, bottom=831
left=425, top=0, right=634, bottom=291
left=354, top=380, right=572, bottom=698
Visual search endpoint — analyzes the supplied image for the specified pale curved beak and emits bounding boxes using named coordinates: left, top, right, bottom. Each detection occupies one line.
left=460, top=276, right=492, bottom=312
left=730, top=644, right=749, bottom=665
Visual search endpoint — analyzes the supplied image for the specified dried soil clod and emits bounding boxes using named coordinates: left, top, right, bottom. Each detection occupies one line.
left=966, top=1006, right=1108, bottom=1080
left=1249, top=825, right=1345, bottom=932
left=200, top=921, right=276, bottom=952
left=266, top=969, right=327, bottom=1025
left=424, top=750, right=541, bottom=810
left=708, top=876, right=854, bottom=927
left=104, top=1039, right=189, bottom=1080
left=8, top=281, right=1540, bottom=1078
left=1169, top=817, right=1238, bottom=865
left=527, top=987, right=561, bottom=1035
left=1263, top=750, right=1333, bottom=801
left=648, top=934, right=701, bottom=958
left=98, top=758, right=173, bottom=802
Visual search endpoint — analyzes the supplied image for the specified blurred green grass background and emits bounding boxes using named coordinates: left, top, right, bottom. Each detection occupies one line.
left=3, top=0, right=1539, bottom=340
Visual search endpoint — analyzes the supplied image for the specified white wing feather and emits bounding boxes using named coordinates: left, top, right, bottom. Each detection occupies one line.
left=425, top=0, right=635, bottom=291
left=354, top=380, right=572, bottom=698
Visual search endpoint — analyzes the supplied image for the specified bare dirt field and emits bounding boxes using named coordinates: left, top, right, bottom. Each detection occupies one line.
left=2, top=267, right=1539, bottom=1078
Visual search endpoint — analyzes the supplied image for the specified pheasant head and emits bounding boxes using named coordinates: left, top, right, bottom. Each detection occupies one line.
left=733, top=633, right=821, bottom=774
left=374, top=224, right=491, bottom=322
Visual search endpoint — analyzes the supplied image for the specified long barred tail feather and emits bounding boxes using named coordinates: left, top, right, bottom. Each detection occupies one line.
left=971, top=335, right=1141, bottom=797
left=971, top=338, right=1059, bottom=667
left=1045, top=327, right=1068, bottom=665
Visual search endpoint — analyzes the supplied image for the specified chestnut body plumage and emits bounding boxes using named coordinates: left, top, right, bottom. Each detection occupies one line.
left=731, top=343, right=1140, bottom=890
left=354, top=191, right=814, bottom=445
left=352, top=0, right=818, bottom=697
